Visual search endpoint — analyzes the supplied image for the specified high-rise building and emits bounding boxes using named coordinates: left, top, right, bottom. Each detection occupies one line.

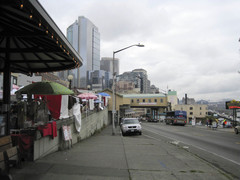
left=117, top=68, right=151, bottom=94
left=87, top=70, right=111, bottom=91
left=100, top=57, right=119, bottom=76
left=60, top=16, right=100, bottom=89
left=132, top=69, right=149, bottom=93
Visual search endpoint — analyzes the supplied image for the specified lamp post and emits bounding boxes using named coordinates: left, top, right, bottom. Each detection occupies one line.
left=68, top=74, right=73, bottom=89
left=112, top=43, right=144, bottom=135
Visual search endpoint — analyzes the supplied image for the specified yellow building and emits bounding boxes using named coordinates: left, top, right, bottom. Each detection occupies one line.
left=174, top=104, right=208, bottom=123
left=103, top=89, right=168, bottom=119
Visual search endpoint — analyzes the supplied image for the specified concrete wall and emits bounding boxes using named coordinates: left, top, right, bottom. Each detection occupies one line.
left=33, top=108, right=109, bottom=161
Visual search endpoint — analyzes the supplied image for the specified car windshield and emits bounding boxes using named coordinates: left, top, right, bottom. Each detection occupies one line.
left=123, top=119, right=139, bottom=124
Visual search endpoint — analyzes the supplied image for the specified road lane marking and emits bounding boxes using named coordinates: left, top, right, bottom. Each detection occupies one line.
left=143, top=126, right=240, bottom=166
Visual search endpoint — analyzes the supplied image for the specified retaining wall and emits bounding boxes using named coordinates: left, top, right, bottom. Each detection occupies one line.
left=33, top=108, right=110, bottom=160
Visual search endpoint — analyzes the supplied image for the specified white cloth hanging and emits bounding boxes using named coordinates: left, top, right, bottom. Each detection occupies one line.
left=89, top=99, right=94, bottom=110
left=73, top=98, right=81, bottom=132
left=59, top=95, right=69, bottom=119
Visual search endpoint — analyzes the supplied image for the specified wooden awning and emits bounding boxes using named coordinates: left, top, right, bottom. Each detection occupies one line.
left=0, top=0, right=83, bottom=135
left=0, top=0, right=82, bottom=74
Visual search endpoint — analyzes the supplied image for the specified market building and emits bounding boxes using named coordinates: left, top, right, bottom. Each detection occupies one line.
left=0, top=1, right=110, bottom=174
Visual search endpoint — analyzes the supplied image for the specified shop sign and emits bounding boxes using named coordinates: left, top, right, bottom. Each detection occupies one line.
left=62, top=125, right=72, bottom=141
left=226, top=100, right=240, bottom=109
left=139, top=102, right=157, bottom=105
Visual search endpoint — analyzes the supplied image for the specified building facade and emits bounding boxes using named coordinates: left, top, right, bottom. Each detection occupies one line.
left=100, top=57, right=119, bottom=76
left=174, top=104, right=208, bottom=123
left=87, top=70, right=111, bottom=91
left=167, top=90, right=178, bottom=110
left=116, top=80, right=136, bottom=94
left=117, top=69, right=150, bottom=94
left=60, top=16, right=100, bottom=89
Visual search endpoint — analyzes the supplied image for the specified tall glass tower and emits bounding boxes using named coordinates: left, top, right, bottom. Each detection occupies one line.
left=65, top=16, right=100, bottom=89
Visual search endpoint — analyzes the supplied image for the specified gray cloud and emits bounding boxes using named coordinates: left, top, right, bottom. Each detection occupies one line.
left=40, top=0, right=240, bottom=101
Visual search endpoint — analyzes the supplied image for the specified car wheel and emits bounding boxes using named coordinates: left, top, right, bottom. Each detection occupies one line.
left=139, top=132, right=142, bottom=135
left=122, top=132, right=126, bottom=136
left=235, top=128, right=239, bottom=134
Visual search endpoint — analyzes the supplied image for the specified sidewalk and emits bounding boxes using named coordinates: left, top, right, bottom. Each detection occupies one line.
left=11, top=125, right=128, bottom=180
left=10, top=125, right=233, bottom=180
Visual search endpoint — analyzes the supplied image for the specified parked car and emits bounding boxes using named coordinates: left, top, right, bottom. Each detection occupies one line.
left=234, top=125, right=240, bottom=134
left=120, top=118, right=142, bottom=136
left=147, top=118, right=159, bottom=123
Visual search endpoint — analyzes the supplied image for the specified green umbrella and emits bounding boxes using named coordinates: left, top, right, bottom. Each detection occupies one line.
left=16, top=81, right=74, bottom=95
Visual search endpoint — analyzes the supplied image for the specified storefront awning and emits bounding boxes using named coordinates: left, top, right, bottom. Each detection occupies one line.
left=0, top=0, right=83, bottom=74
left=0, top=0, right=83, bottom=135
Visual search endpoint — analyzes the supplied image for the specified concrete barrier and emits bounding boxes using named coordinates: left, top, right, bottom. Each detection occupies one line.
left=33, top=108, right=109, bottom=160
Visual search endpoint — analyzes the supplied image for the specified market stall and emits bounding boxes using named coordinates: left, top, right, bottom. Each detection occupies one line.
left=11, top=81, right=78, bottom=160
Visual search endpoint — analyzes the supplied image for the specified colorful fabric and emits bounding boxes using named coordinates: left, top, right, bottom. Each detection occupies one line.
left=34, top=95, right=62, bottom=120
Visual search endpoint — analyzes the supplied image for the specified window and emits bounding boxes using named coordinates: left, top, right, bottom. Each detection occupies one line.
left=137, top=99, right=139, bottom=103
left=190, top=112, right=193, bottom=115
left=143, top=99, right=145, bottom=102
left=154, top=99, right=157, bottom=103
left=190, top=107, right=193, bottom=110
left=148, top=99, right=151, bottom=103
left=131, top=99, right=134, bottom=103
left=160, top=99, right=163, bottom=103
left=200, top=107, right=202, bottom=110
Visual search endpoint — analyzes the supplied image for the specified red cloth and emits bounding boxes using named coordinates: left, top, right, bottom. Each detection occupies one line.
left=37, top=122, right=57, bottom=139
left=11, top=134, right=33, bottom=151
left=20, top=135, right=33, bottom=150
left=103, top=97, right=106, bottom=106
left=52, top=121, right=57, bottom=138
left=38, top=124, right=51, bottom=137
left=34, top=95, right=62, bottom=119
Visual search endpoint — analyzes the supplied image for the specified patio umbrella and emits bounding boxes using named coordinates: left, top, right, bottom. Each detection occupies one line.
left=98, top=92, right=111, bottom=97
left=77, top=93, right=97, bottom=100
left=15, top=81, right=74, bottom=95
left=94, top=99, right=103, bottom=103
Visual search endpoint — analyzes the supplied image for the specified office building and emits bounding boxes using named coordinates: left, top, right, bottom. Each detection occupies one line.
left=117, top=68, right=151, bottom=94
left=60, top=16, right=100, bottom=89
left=100, top=57, right=119, bottom=76
left=87, top=70, right=111, bottom=91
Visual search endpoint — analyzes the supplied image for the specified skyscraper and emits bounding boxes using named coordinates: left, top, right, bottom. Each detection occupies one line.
left=100, top=57, right=119, bottom=76
left=63, top=16, right=100, bottom=88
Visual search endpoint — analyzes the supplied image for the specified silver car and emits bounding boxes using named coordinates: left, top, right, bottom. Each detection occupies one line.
left=120, top=118, right=142, bottom=136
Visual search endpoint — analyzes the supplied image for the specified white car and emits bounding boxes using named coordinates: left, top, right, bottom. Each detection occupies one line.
left=120, top=118, right=142, bottom=136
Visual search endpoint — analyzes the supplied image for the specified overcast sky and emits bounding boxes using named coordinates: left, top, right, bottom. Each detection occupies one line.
left=39, top=0, right=240, bottom=102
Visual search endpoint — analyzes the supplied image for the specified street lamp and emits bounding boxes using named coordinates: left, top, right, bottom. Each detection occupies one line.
left=68, top=74, right=73, bottom=89
left=112, top=43, right=144, bottom=135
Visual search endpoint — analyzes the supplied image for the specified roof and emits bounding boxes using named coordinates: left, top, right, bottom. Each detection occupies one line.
left=168, top=91, right=177, bottom=96
left=0, top=0, right=83, bottom=74
left=123, top=93, right=166, bottom=98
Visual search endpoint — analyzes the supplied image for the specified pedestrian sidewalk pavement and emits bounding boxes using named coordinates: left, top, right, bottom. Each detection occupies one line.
left=10, top=125, right=234, bottom=180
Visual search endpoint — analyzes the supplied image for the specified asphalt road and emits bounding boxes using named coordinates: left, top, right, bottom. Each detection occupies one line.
left=142, top=122, right=240, bottom=178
